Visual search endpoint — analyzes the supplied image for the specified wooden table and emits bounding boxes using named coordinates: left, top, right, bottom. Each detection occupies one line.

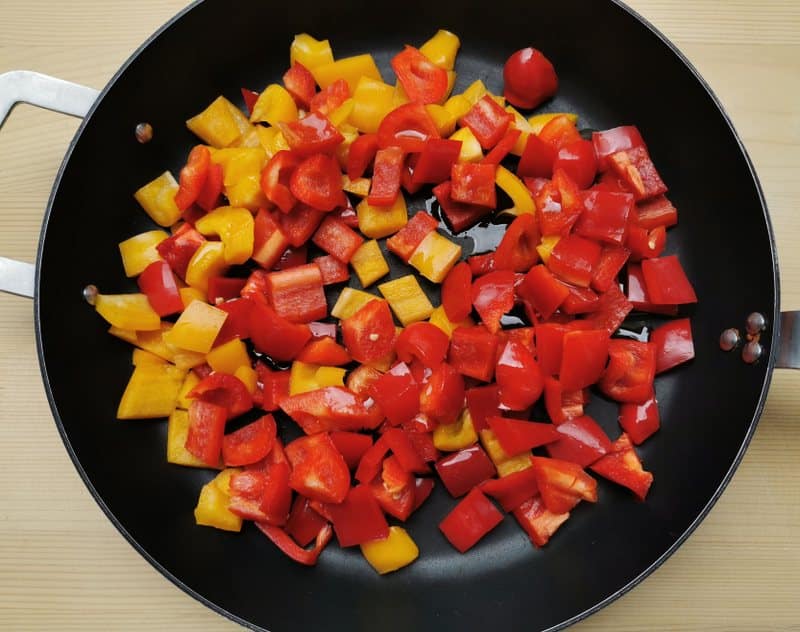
left=1, top=1, right=798, bottom=629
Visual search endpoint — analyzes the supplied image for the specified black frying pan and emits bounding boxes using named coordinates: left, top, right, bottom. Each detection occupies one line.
left=0, top=0, right=788, bottom=630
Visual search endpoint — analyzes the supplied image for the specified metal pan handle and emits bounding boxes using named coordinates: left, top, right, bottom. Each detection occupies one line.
left=0, top=70, right=99, bottom=298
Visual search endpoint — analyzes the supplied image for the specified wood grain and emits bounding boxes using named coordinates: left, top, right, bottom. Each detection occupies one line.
left=1, top=1, right=798, bottom=630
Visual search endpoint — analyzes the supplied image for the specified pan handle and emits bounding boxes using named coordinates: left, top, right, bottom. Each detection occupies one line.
left=776, top=311, right=800, bottom=369
left=0, top=71, right=100, bottom=299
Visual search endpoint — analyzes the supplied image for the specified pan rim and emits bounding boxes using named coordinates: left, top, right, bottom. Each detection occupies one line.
left=32, top=1, right=780, bottom=630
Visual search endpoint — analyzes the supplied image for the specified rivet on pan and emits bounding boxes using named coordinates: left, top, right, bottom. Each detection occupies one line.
left=82, top=284, right=98, bottom=305
left=745, top=312, right=767, bottom=335
left=719, top=328, right=740, bottom=351
left=135, top=122, right=153, bottom=143
left=742, top=340, right=763, bottom=364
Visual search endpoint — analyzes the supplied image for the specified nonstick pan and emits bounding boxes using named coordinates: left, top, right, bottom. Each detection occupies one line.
left=0, top=1, right=795, bottom=630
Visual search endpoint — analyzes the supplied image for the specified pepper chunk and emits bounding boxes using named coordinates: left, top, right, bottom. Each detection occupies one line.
left=439, top=488, right=503, bottom=553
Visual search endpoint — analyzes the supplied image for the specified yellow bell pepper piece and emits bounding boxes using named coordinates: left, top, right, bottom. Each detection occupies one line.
left=131, top=323, right=206, bottom=369
left=194, top=206, right=254, bottom=265
left=185, top=241, right=229, bottom=294
left=132, top=348, right=166, bottom=367
left=428, top=305, right=474, bottom=338
left=537, top=235, right=561, bottom=264
left=108, top=325, right=138, bottom=345
left=419, top=29, right=461, bottom=71
left=462, top=80, right=488, bottom=105
left=194, top=469, right=243, bottom=531
left=234, top=365, right=258, bottom=395
left=433, top=408, right=478, bottom=452
left=360, top=526, right=419, bottom=574
left=312, top=54, right=383, bottom=94
left=117, top=363, right=186, bottom=420
left=480, top=429, right=533, bottom=477
left=378, top=276, right=434, bottom=326
left=211, top=147, right=269, bottom=211
left=356, top=194, right=408, bottom=239
left=256, top=126, right=290, bottom=158
left=329, top=98, right=355, bottom=127
left=206, top=337, right=250, bottom=375
left=176, top=371, right=201, bottom=409
left=95, top=293, right=161, bottom=331
left=133, top=172, right=182, bottom=228
left=350, top=240, right=389, bottom=288
left=527, top=112, right=579, bottom=134
left=250, top=84, right=298, bottom=126
left=408, top=231, right=462, bottom=284
left=163, top=300, right=228, bottom=354
left=349, top=77, right=396, bottom=134
left=232, top=125, right=262, bottom=149
left=505, top=105, right=535, bottom=156
left=180, top=286, right=207, bottom=309
left=167, top=408, right=212, bottom=468
left=331, top=288, right=382, bottom=320
left=186, top=96, right=250, bottom=148
left=443, top=95, right=472, bottom=122
left=290, top=33, right=334, bottom=70
left=334, top=123, right=360, bottom=170
left=118, top=230, right=168, bottom=277
left=342, top=174, right=371, bottom=198
left=495, top=166, right=536, bottom=216
left=425, top=104, right=457, bottom=137
left=449, top=127, right=483, bottom=163
left=289, top=361, right=347, bottom=396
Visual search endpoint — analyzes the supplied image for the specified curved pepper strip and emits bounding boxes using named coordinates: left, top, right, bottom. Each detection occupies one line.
left=495, top=166, right=535, bottom=217
left=255, top=522, right=333, bottom=566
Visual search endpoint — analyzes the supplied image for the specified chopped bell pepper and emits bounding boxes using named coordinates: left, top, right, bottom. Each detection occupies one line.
left=348, top=77, right=396, bottom=134
left=424, top=104, right=458, bottom=137
left=386, top=211, right=438, bottom=262
left=479, top=428, right=533, bottom=477
left=167, top=408, right=212, bottom=468
left=312, top=54, right=383, bottom=93
left=356, top=194, right=408, bottom=239
left=206, top=337, right=250, bottom=375
left=186, top=96, right=250, bottom=148
left=439, top=487, right=503, bottom=552
left=163, top=300, right=228, bottom=354
left=449, top=127, right=483, bottom=163
left=378, top=275, right=434, bottom=326
left=495, top=165, right=535, bottom=215
left=461, top=79, right=489, bottom=105
left=408, top=231, right=462, bottom=284
left=290, top=33, right=334, bottom=70
left=250, top=84, right=299, bottom=126
left=211, top=147, right=269, bottom=210
left=116, top=362, right=186, bottom=419
left=419, top=29, right=460, bottom=71
left=195, top=206, right=255, bottom=265
left=433, top=407, right=478, bottom=451
left=527, top=112, right=579, bottom=134
left=179, top=287, right=207, bottom=310
left=265, top=263, right=327, bottom=323
left=312, top=216, right=364, bottom=264
left=360, top=526, right=419, bottom=574
left=176, top=371, right=201, bottom=409
left=133, top=172, right=182, bottom=228
left=194, top=469, right=243, bottom=532
left=131, top=348, right=165, bottom=367
left=342, top=175, right=371, bottom=197
left=330, top=287, right=382, bottom=320
left=95, top=293, right=161, bottom=331
left=233, top=365, right=258, bottom=395
left=289, top=361, right=347, bottom=396
left=118, top=230, right=169, bottom=278
left=256, top=126, right=291, bottom=158
left=443, top=94, right=472, bottom=121
left=350, top=239, right=390, bottom=287
left=185, top=241, right=229, bottom=294
left=428, top=305, right=474, bottom=338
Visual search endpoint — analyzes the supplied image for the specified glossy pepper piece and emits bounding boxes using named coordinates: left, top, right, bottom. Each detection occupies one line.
left=439, top=488, right=503, bottom=553
left=134, top=172, right=182, bottom=228
left=249, top=299, right=312, bottom=362
left=280, top=386, right=383, bottom=434
left=95, top=293, right=161, bottom=332
left=285, top=433, right=350, bottom=504
left=449, top=325, right=499, bottom=382
left=419, top=362, right=465, bottom=425
left=471, top=270, right=515, bottom=334
left=361, top=526, right=419, bottom=574
left=378, top=275, right=434, bottom=325
left=194, top=469, right=243, bottom=532
left=195, top=206, right=255, bottom=265
left=185, top=241, right=229, bottom=294
left=487, top=416, right=560, bottom=456
left=590, top=432, right=654, bottom=500
left=118, top=230, right=169, bottom=278
left=433, top=408, right=479, bottom=452
left=116, top=363, right=185, bottom=420
left=545, top=415, right=612, bottom=467
left=163, top=300, right=228, bottom=354
left=408, top=231, right=462, bottom=284
left=495, top=339, right=544, bottom=411
left=435, top=445, right=497, bottom=497
left=480, top=466, right=541, bottom=512
left=187, top=96, right=250, bottom=148
left=512, top=495, right=569, bottom=548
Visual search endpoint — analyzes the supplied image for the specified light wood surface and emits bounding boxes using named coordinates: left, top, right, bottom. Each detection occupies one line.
left=1, top=1, right=798, bottom=630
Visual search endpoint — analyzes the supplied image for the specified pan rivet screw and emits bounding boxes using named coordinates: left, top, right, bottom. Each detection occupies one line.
left=742, top=340, right=763, bottom=364
left=719, top=328, right=740, bottom=351
left=82, top=284, right=98, bottom=305
left=746, top=312, right=767, bottom=335
left=135, top=122, right=153, bottom=143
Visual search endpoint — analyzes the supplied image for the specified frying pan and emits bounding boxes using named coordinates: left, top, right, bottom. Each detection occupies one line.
left=0, top=1, right=796, bottom=630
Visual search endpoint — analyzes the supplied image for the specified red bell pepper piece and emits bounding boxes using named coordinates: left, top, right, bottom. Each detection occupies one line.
left=608, top=146, right=667, bottom=201
left=413, top=477, right=435, bottom=511
left=499, top=327, right=536, bottom=355
left=369, top=363, right=421, bottom=427
left=552, top=139, right=597, bottom=189
left=345, top=364, right=383, bottom=398
left=465, top=384, right=501, bottom=433
left=229, top=461, right=291, bottom=523
left=311, top=216, right=364, bottom=264
left=366, top=145, right=403, bottom=207
left=543, top=376, right=587, bottom=425
left=512, top=495, right=570, bottom=548
left=448, top=325, right=499, bottom=382
left=354, top=435, right=390, bottom=484
left=283, top=62, right=316, bottom=110
left=450, top=162, right=497, bottom=208
left=626, top=223, right=666, bottom=261
left=459, top=95, right=512, bottom=149
left=441, top=262, right=473, bottom=322
left=599, top=339, right=656, bottom=404
left=329, top=431, right=373, bottom=471
left=214, top=297, right=253, bottom=346
left=285, top=433, right=350, bottom=504
left=280, top=386, right=383, bottom=434
left=251, top=209, right=290, bottom=270
left=575, top=190, right=633, bottom=245
left=534, top=323, right=568, bottom=377
left=255, top=364, right=291, bottom=412
left=264, top=263, right=327, bottom=324
left=289, top=153, right=345, bottom=212
left=439, top=488, right=504, bottom=552
left=578, top=285, right=634, bottom=334
left=538, top=115, right=582, bottom=150
left=274, top=244, right=309, bottom=271
left=405, top=428, right=440, bottom=463
left=530, top=456, right=598, bottom=514
left=137, top=260, right=183, bottom=317
left=261, top=150, right=301, bottom=214
left=310, top=79, right=350, bottom=117
left=641, top=255, right=697, bottom=304
left=411, top=138, right=462, bottom=185
left=391, top=45, right=449, bottom=104
left=341, top=299, right=395, bottom=364
left=249, top=299, right=312, bottom=361
left=174, top=145, right=210, bottom=211
left=307, top=321, right=337, bottom=340
left=487, top=416, right=559, bottom=455
left=207, top=276, right=247, bottom=304
left=240, top=269, right=269, bottom=301
left=592, top=125, right=646, bottom=172
left=493, top=214, right=540, bottom=273
left=651, top=318, right=694, bottom=373
left=636, top=195, right=678, bottom=230
left=517, top=133, right=556, bottom=178
left=222, top=414, right=278, bottom=467
left=547, top=234, right=602, bottom=288
left=241, top=88, right=259, bottom=116
left=467, top=252, right=495, bottom=276
left=313, top=254, right=350, bottom=285
left=195, top=162, right=223, bottom=212
left=281, top=112, right=345, bottom=158
left=432, top=180, right=490, bottom=233
left=382, top=427, right=430, bottom=474
left=496, top=339, right=544, bottom=410
left=296, top=337, right=351, bottom=366
left=517, top=264, right=569, bottom=320
left=419, top=362, right=465, bottom=425
left=347, top=133, right=380, bottom=180
left=618, top=396, right=660, bottom=445
left=471, top=269, right=515, bottom=333
left=325, top=484, right=389, bottom=547
left=286, top=495, right=329, bottom=547
left=560, top=284, right=599, bottom=315
left=255, top=521, right=333, bottom=566
left=377, top=103, right=440, bottom=153
left=395, top=322, right=450, bottom=368
left=590, top=432, right=654, bottom=500
left=435, top=445, right=497, bottom=498
left=185, top=399, right=227, bottom=466
left=386, top=211, right=438, bottom=262
left=480, top=467, right=540, bottom=512
left=156, top=225, right=205, bottom=281
left=626, top=262, right=677, bottom=315
left=189, top=373, right=253, bottom=419
left=535, top=169, right=584, bottom=236
left=545, top=415, right=612, bottom=467
left=560, top=329, right=609, bottom=391
left=481, top=128, right=521, bottom=166
left=370, top=455, right=415, bottom=520
left=591, top=245, right=631, bottom=293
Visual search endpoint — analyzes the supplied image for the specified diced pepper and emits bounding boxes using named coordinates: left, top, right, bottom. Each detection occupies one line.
left=608, top=146, right=667, bottom=202
left=95, top=293, right=161, bottom=331
left=419, top=29, right=461, bottom=71
left=234, top=365, right=258, bottom=394
left=185, top=399, right=228, bottom=465
left=342, top=298, right=396, bottom=363
left=488, top=416, right=559, bottom=456
left=330, top=287, right=381, bottom=320
left=590, top=432, right=654, bottom=500
left=289, top=361, right=347, bottom=396
left=450, top=162, right=497, bottom=208
left=465, top=384, right=501, bottom=434
left=283, top=62, right=316, bottom=109
left=419, top=362, right=465, bottom=425
left=496, top=339, right=544, bottom=410
left=433, top=181, right=490, bottom=233
left=386, top=211, right=438, bottom=262
left=545, top=415, right=612, bottom=467
left=395, top=322, right=449, bottom=368
left=256, top=520, right=333, bottom=566
left=448, top=325, right=499, bottom=382
left=433, top=407, right=478, bottom=451
left=296, top=337, right=351, bottom=366
left=439, top=488, right=503, bottom=553
left=435, top=445, right=496, bottom=497
left=206, top=337, right=250, bottom=375
left=408, top=231, right=462, bottom=284
left=517, top=265, right=569, bottom=320
left=528, top=112, right=579, bottom=135
left=250, top=84, right=299, bottom=126
left=530, top=456, right=598, bottom=514
left=312, top=216, right=364, bottom=264
left=348, top=78, right=396, bottom=134
left=651, top=318, right=694, bottom=373
left=342, top=175, right=371, bottom=197
left=495, top=165, right=535, bottom=215
left=536, top=235, right=560, bottom=264
left=185, top=241, right=229, bottom=294
left=368, top=146, right=404, bottom=206
left=156, top=226, right=206, bottom=281
left=324, top=483, right=389, bottom=547
left=641, top=255, right=697, bottom=305
left=424, top=104, right=458, bottom=137
left=194, top=206, right=255, bottom=265
left=315, top=254, right=350, bottom=285
left=547, top=234, right=602, bottom=288
left=368, top=363, right=420, bottom=427
left=356, top=194, right=409, bottom=239
left=164, top=300, right=228, bottom=354
left=330, top=431, right=373, bottom=471
left=119, top=230, right=169, bottom=277
left=392, top=45, right=449, bottom=105
left=133, top=172, right=182, bottom=228
left=449, top=127, right=483, bottom=163
left=443, top=94, right=472, bottom=122
left=350, top=240, right=390, bottom=287
left=428, top=305, right=474, bottom=338
left=480, top=467, right=541, bottom=512
left=116, top=363, right=185, bottom=419
left=187, top=96, right=250, bottom=148
left=222, top=415, right=277, bottom=467
left=512, top=495, right=569, bottom=547
left=265, top=263, right=327, bottom=323
left=598, top=339, right=656, bottom=404
left=459, top=95, right=512, bottom=149
left=471, top=269, right=515, bottom=333
left=285, top=433, right=350, bottom=504
left=194, top=470, right=243, bottom=532
left=166, top=408, right=209, bottom=467
left=378, top=275, right=435, bottom=326
left=592, top=125, right=645, bottom=171
left=312, top=54, right=383, bottom=93
left=480, top=428, right=533, bottom=477
left=377, top=103, right=440, bottom=153
left=290, top=33, right=334, bottom=70
left=188, top=372, right=253, bottom=419
left=360, top=526, right=419, bottom=574
left=619, top=396, right=661, bottom=445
